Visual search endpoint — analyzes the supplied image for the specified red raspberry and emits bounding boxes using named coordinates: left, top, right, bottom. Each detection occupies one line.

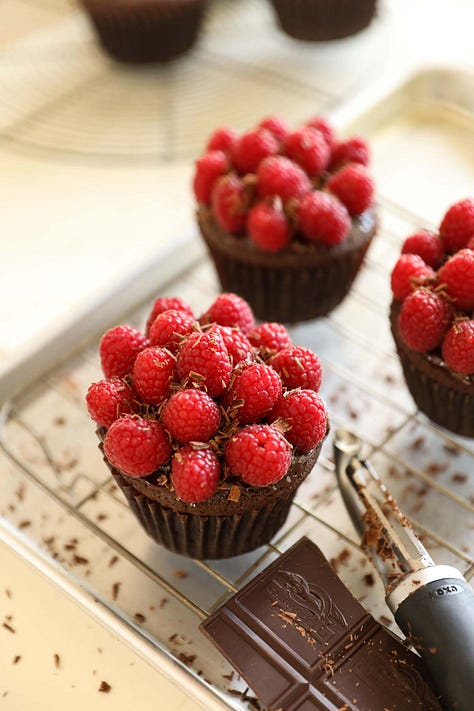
left=100, top=325, right=149, bottom=379
left=269, top=346, right=322, bottom=391
left=390, top=254, right=436, bottom=302
left=442, top=319, right=474, bottom=375
left=248, top=322, right=292, bottom=353
left=193, top=150, right=228, bottom=204
left=161, top=389, right=221, bottom=443
left=329, top=136, right=370, bottom=171
left=132, top=347, right=175, bottom=405
left=206, top=127, right=237, bottom=155
left=401, top=230, right=445, bottom=269
left=149, top=310, right=196, bottom=353
left=86, top=378, right=136, bottom=428
left=439, top=198, right=474, bottom=252
left=269, top=390, right=327, bottom=453
left=326, top=163, right=374, bottom=216
left=226, top=363, right=282, bottom=424
left=305, top=116, right=336, bottom=149
left=225, top=424, right=291, bottom=486
left=200, top=293, right=255, bottom=334
left=467, top=236, right=474, bottom=250
left=298, top=191, right=351, bottom=245
left=284, top=127, right=330, bottom=178
left=176, top=328, right=232, bottom=397
left=256, top=156, right=311, bottom=202
left=398, top=288, right=453, bottom=352
left=247, top=200, right=291, bottom=252
left=146, top=297, right=194, bottom=336
left=104, top=416, right=171, bottom=477
left=211, top=174, right=248, bottom=233
left=258, top=116, right=290, bottom=142
left=214, top=326, right=255, bottom=366
left=171, top=445, right=220, bottom=503
left=438, top=249, right=474, bottom=311
left=232, top=128, right=279, bottom=175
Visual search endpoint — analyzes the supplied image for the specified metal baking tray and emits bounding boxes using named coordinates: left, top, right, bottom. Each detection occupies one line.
left=1, top=66, right=473, bottom=710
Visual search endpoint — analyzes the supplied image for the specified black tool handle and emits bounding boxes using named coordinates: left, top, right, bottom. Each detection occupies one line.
left=395, top=577, right=474, bottom=711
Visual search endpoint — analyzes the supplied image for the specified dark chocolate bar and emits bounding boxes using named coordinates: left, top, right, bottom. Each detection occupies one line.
left=200, top=537, right=441, bottom=710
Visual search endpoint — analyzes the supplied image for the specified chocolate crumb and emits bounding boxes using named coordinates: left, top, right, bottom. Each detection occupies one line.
left=3, top=623, right=15, bottom=634
left=223, top=671, right=235, bottom=681
left=173, top=569, right=188, bottom=579
left=98, top=681, right=111, bottom=693
left=379, top=615, right=392, bottom=626
left=452, top=472, right=467, bottom=484
left=54, top=654, right=60, bottom=669
left=169, top=633, right=178, bottom=643
left=443, top=441, right=460, bottom=456
left=54, top=416, right=66, bottom=426
left=73, top=554, right=89, bottom=565
left=112, top=582, right=121, bottom=601
left=97, top=513, right=108, bottom=522
left=159, top=598, right=168, bottom=609
left=429, top=647, right=437, bottom=654
left=363, top=573, right=375, bottom=587
left=177, top=652, right=196, bottom=667
left=13, top=656, right=21, bottom=665
left=5, top=589, right=12, bottom=599
left=410, top=436, right=425, bottom=451
left=19, top=520, right=31, bottom=529
left=108, top=556, right=119, bottom=568
left=134, top=613, right=146, bottom=624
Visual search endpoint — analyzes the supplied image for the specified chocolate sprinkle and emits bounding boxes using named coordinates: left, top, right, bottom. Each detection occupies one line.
left=98, top=681, right=111, bottom=693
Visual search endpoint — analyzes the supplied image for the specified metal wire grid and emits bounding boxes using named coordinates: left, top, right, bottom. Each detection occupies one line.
left=0, top=195, right=473, bottom=708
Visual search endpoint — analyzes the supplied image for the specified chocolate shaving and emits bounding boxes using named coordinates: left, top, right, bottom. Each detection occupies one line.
left=98, top=681, right=111, bottom=693
left=13, top=656, right=21, bottom=665
left=3, top=623, right=15, bottom=634
left=54, top=653, right=60, bottom=669
left=112, top=582, right=121, bottom=601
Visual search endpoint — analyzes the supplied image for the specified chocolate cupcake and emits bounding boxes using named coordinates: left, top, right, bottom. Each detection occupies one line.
left=80, top=0, right=207, bottom=63
left=193, top=116, right=377, bottom=324
left=87, top=293, right=329, bottom=558
left=389, top=200, right=474, bottom=437
left=269, top=0, right=378, bottom=41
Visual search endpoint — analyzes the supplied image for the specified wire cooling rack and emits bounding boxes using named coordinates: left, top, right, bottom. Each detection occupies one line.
left=1, top=195, right=473, bottom=708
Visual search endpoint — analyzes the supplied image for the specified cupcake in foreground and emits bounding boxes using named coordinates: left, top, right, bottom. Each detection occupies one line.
left=390, top=198, right=474, bottom=437
left=86, top=293, right=328, bottom=559
left=194, top=115, right=377, bottom=323
left=80, top=0, right=207, bottom=64
left=268, top=0, right=378, bottom=41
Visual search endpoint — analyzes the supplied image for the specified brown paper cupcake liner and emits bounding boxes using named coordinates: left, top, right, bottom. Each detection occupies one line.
left=270, top=0, right=377, bottom=41
left=198, top=207, right=376, bottom=323
left=81, top=0, right=206, bottom=63
left=390, top=302, right=474, bottom=438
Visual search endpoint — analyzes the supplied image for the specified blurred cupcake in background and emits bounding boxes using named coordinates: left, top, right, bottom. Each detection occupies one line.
left=80, top=0, right=207, bottom=63
left=269, top=0, right=378, bottom=41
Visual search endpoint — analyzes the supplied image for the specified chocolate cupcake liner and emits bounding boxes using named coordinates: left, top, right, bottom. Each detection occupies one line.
left=81, top=0, right=206, bottom=63
left=270, top=0, right=377, bottom=41
left=101, top=436, right=323, bottom=559
left=198, top=208, right=376, bottom=323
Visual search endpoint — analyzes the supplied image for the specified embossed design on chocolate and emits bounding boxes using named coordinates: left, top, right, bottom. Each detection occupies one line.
left=266, top=569, right=348, bottom=642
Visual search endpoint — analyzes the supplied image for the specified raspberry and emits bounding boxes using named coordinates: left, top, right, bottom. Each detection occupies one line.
left=232, top=128, right=279, bottom=175
left=211, top=174, right=248, bottom=233
left=467, top=236, right=474, bottom=250
left=269, top=390, right=327, bottom=453
left=100, top=325, right=149, bottom=379
left=442, top=319, right=474, bottom=375
left=269, top=346, right=322, bottom=391
left=401, top=230, right=445, bottom=269
left=326, top=163, right=374, bottom=216
left=438, top=249, right=474, bottom=311
left=146, top=297, right=194, bottom=336
left=132, top=347, right=175, bottom=405
left=256, top=156, right=311, bottom=202
left=258, top=116, right=290, bottom=142
left=284, top=127, right=330, bottom=178
left=176, top=328, right=232, bottom=397
left=305, top=116, right=336, bottom=149
left=247, top=200, right=291, bottom=252
left=171, top=445, right=220, bottom=503
left=225, top=424, right=291, bottom=486
left=149, top=310, right=196, bottom=353
left=214, top=326, right=255, bottom=366
left=226, top=363, right=282, bottom=424
left=206, top=127, right=237, bottom=155
left=200, top=293, right=255, bottom=334
left=439, top=198, right=474, bottom=253
left=398, top=288, right=453, bottom=352
left=193, top=150, right=228, bottom=204
left=104, top=416, right=171, bottom=477
left=161, top=389, right=221, bottom=443
left=248, top=322, right=292, bottom=354
left=329, top=136, right=370, bottom=171
left=298, top=191, right=351, bottom=245
left=390, top=254, right=436, bottom=302
left=86, top=378, right=136, bottom=428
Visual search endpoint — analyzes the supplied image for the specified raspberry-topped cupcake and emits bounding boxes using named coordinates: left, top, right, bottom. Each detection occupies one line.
left=86, top=293, right=328, bottom=559
left=194, top=116, right=377, bottom=323
left=390, top=199, right=474, bottom=437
